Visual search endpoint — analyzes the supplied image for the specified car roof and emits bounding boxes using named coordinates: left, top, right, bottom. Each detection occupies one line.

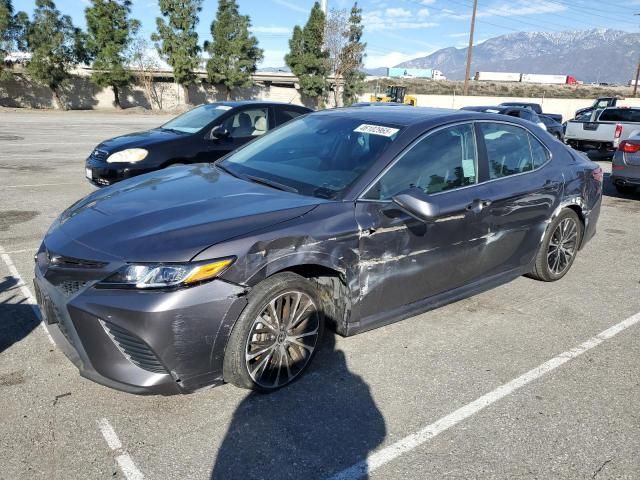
left=500, top=102, right=538, bottom=106
left=461, top=106, right=529, bottom=114
left=202, top=101, right=311, bottom=109
left=311, top=106, right=473, bottom=127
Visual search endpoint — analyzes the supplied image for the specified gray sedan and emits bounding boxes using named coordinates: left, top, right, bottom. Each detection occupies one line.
left=34, top=106, right=603, bottom=395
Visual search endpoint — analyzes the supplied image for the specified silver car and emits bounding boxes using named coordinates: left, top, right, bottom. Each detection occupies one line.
left=612, top=133, right=640, bottom=194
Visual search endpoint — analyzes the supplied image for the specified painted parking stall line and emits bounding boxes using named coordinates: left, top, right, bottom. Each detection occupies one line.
left=0, top=245, right=54, bottom=345
left=0, top=246, right=145, bottom=480
left=329, top=311, right=640, bottom=480
left=98, top=418, right=145, bottom=480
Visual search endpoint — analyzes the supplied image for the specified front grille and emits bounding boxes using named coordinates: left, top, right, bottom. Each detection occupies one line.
left=58, top=281, right=88, bottom=297
left=92, top=149, right=109, bottom=161
left=48, top=252, right=107, bottom=269
left=100, top=321, right=167, bottom=374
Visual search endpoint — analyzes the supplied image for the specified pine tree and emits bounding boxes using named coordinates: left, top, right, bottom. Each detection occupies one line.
left=285, top=2, right=328, bottom=109
left=85, top=0, right=139, bottom=109
left=21, top=0, right=86, bottom=109
left=205, top=0, right=263, bottom=100
left=342, top=2, right=366, bottom=106
left=0, top=0, right=13, bottom=79
left=152, top=0, right=202, bottom=105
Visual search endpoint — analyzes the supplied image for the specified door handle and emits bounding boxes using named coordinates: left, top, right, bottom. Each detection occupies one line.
left=466, top=199, right=492, bottom=214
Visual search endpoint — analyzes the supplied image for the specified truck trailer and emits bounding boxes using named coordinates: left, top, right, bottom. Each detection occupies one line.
left=474, top=71, right=578, bottom=85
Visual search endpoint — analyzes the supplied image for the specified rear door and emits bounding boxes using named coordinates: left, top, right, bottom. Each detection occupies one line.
left=475, top=121, right=561, bottom=276
left=274, top=105, right=309, bottom=127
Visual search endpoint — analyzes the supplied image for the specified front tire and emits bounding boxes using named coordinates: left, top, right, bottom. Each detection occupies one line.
left=529, top=209, right=583, bottom=282
left=223, top=272, right=324, bottom=392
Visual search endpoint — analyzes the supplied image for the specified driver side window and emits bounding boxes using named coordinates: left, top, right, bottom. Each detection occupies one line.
left=223, top=108, right=269, bottom=139
left=364, top=123, right=478, bottom=201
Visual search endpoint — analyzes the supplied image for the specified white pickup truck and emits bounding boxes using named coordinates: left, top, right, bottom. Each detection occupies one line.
left=565, top=107, right=640, bottom=154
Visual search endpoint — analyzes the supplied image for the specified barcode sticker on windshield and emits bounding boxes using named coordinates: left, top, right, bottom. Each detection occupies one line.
left=354, top=124, right=400, bottom=137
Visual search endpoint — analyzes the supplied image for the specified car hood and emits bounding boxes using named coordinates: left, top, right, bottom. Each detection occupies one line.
left=45, top=165, right=325, bottom=262
left=97, top=128, right=184, bottom=151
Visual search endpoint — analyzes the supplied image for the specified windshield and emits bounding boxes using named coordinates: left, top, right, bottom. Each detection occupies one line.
left=161, top=104, right=231, bottom=133
left=218, top=115, right=403, bottom=199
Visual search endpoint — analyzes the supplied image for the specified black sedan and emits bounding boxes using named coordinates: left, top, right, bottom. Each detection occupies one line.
left=85, top=101, right=311, bottom=186
left=36, top=106, right=602, bottom=395
left=539, top=114, right=564, bottom=141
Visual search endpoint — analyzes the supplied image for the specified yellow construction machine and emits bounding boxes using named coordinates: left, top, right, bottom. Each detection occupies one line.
left=370, top=85, right=417, bottom=106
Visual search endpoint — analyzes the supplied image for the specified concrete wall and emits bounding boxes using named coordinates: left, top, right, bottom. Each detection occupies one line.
left=0, top=73, right=316, bottom=110
left=360, top=93, right=640, bottom=122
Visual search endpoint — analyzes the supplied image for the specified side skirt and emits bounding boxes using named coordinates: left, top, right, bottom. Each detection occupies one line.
left=345, top=266, right=529, bottom=336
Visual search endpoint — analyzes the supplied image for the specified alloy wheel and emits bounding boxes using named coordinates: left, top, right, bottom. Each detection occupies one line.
left=547, top=218, right=578, bottom=275
left=245, top=291, right=320, bottom=389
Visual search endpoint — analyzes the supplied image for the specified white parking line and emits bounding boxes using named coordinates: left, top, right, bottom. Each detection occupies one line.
left=0, top=246, right=144, bottom=479
left=98, top=418, right=145, bottom=480
left=329, top=311, right=640, bottom=480
left=0, top=245, right=54, bottom=345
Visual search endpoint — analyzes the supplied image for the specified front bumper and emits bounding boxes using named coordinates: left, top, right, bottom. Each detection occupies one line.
left=34, top=265, right=247, bottom=395
left=85, top=156, right=153, bottom=187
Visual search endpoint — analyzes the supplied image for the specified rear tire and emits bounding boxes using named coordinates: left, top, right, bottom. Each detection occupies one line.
left=529, top=209, right=583, bottom=282
left=615, top=184, right=636, bottom=195
left=223, top=272, right=324, bottom=392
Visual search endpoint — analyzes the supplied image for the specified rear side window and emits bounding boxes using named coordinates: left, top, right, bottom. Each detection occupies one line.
left=479, top=123, right=548, bottom=179
left=529, top=134, right=550, bottom=169
left=364, top=123, right=477, bottom=200
left=276, top=108, right=306, bottom=124
left=599, top=109, right=640, bottom=122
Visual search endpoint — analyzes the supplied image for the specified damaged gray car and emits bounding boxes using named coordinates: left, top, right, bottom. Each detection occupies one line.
left=34, top=106, right=603, bottom=395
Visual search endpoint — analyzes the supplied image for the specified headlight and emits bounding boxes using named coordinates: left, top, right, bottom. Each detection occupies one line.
left=98, top=258, right=235, bottom=289
left=106, top=148, right=149, bottom=163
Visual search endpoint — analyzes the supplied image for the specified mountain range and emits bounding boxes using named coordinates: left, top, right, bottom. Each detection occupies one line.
left=391, top=29, right=640, bottom=83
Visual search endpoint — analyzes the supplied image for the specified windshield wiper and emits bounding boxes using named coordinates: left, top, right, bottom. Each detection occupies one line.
left=244, top=175, right=299, bottom=194
left=215, top=163, right=241, bottom=179
left=160, top=127, right=187, bottom=134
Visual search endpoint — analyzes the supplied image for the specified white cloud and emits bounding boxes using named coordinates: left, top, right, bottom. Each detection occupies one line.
left=385, top=7, right=412, bottom=18
left=421, top=0, right=437, bottom=4
left=271, top=0, right=309, bottom=14
left=252, top=26, right=291, bottom=34
left=365, top=50, right=433, bottom=69
left=417, top=8, right=430, bottom=17
left=363, top=10, right=438, bottom=31
left=442, top=0, right=566, bottom=20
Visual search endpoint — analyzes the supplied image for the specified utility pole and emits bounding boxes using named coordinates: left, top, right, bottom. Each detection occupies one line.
left=320, top=0, right=328, bottom=14
left=463, top=0, right=478, bottom=96
left=634, top=14, right=640, bottom=97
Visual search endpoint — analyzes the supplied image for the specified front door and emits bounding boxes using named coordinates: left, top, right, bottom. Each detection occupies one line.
left=355, top=122, right=492, bottom=321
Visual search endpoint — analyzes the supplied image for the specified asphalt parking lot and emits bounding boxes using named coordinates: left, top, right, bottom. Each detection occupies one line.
left=1, top=110, right=639, bottom=480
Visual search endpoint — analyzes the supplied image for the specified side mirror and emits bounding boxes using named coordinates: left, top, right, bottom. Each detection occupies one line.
left=210, top=126, right=230, bottom=140
left=391, top=189, right=440, bottom=222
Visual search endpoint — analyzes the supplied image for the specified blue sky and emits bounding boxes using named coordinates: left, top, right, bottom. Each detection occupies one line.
left=16, top=0, right=640, bottom=68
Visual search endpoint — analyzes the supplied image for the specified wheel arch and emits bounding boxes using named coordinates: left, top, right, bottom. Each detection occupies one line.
left=247, top=257, right=352, bottom=335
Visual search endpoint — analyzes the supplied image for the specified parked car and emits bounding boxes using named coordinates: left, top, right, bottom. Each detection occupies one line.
left=460, top=105, right=547, bottom=131
left=499, top=102, right=563, bottom=123
left=36, top=106, right=602, bottom=395
left=85, top=101, right=312, bottom=186
left=539, top=114, right=564, bottom=141
left=564, top=107, right=640, bottom=155
left=612, top=133, right=640, bottom=194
